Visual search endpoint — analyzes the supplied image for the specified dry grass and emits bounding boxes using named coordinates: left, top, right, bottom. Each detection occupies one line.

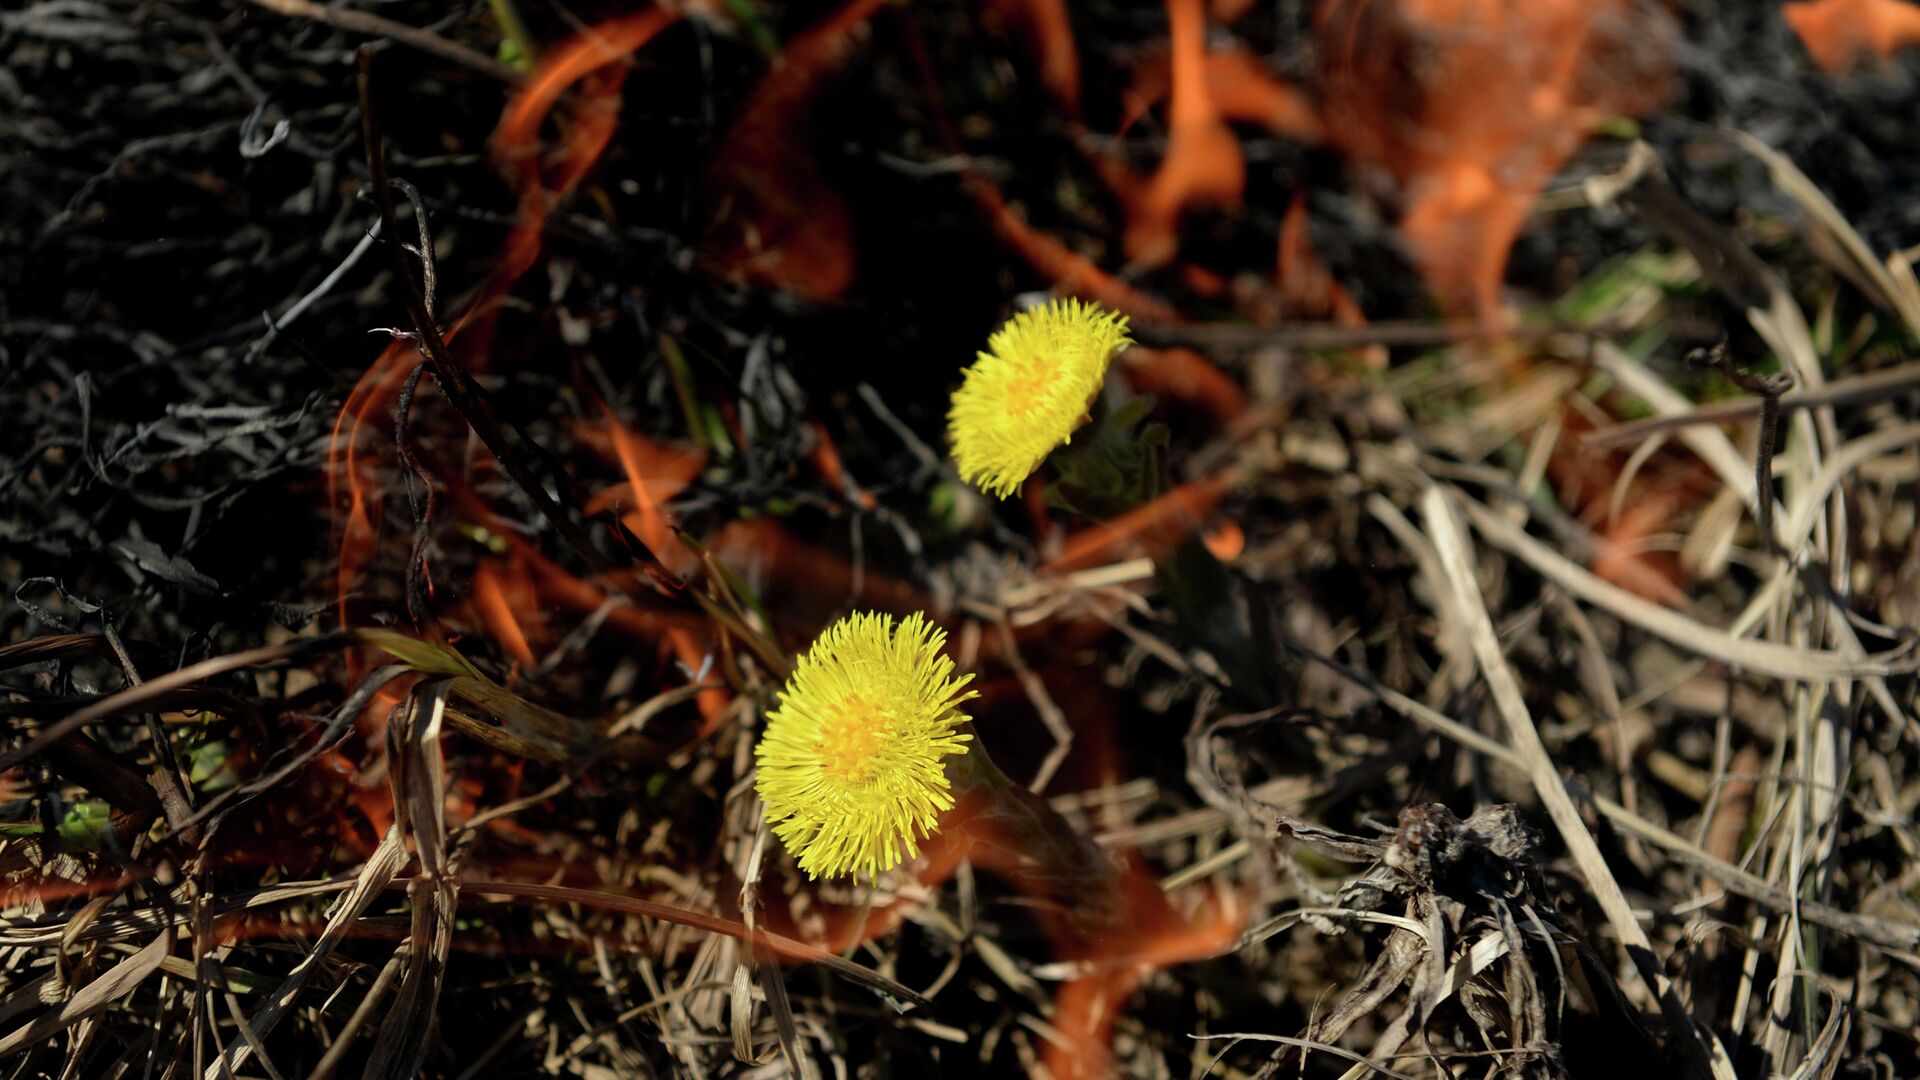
left=4, top=1, right=1920, bottom=1077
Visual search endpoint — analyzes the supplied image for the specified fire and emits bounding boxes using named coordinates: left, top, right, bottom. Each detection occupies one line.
left=1042, top=863, right=1241, bottom=1079
left=492, top=8, right=680, bottom=285
left=333, top=7, right=684, bottom=643
left=986, top=0, right=1083, bottom=113
left=1046, top=475, right=1234, bottom=573
left=1119, top=346, right=1248, bottom=422
left=329, top=342, right=419, bottom=637
left=705, top=0, right=889, bottom=300
left=1277, top=195, right=1366, bottom=329
left=1316, top=0, right=1670, bottom=320
left=1589, top=493, right=1691, bottom=607
left=1784, top=0, right=1920, bottom=72
left=1126, top=49, right=1323, bottom=145
left=807, top=419, right=878, bottom=511
left=1124, top=0, right=1246, bottom=269
left=1541, top=403, right=1720, bottom=604
left=755, top=754, right=1241, bottom=1080
left=966, top=178, right=1184, bottom=321
left=596, top=410, right=706, bottom=580
left=471, top=561, right=539, bottom=669
left=1110, top=0, right=1669, bottom=319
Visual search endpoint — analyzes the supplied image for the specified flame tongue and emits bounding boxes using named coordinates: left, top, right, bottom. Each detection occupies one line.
left=1785, top=0, right=1920, bottom=73
left=1317, top=0, right=1671, bottom=319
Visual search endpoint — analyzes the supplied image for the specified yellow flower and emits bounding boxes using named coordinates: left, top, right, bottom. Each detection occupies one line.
left=948, top=299, right=1133, bottom=499
left=755, top=611, right=977, bottom=879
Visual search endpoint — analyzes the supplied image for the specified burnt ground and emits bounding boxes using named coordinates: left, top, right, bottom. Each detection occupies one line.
left=3, top=0, right=1920, bottom=1077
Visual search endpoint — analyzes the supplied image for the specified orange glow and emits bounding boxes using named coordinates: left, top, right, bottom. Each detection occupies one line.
left=1784, top=0, right=1920, bottom=72
left=525, top=551, right=705, bottom=644
left=1046, top=475, right=1232, bottom=572
left=494, top=9, right=677, bottom=162
left=791, top=830, right=977, bottom=954
left=438, top=472, right=706, bottom=644
left=705, top=0, right=888, bottom=300
left=602, top=408, right=704, bottom=579
left=1179, top=263, right=1230, bottom=298
left=471, top=561, right=537, bottom=668
left=809, top=420, right=878, bottom=510
left=1273, top=193, right=1384, bottom=367
left=329, top=342, right=426, bottom=638
left=0, top=873, right=135, bottom=910
left=1277, top=194, right=1362, bottom=325
left=494, top=9, right=678, bottom=286
left=1316, top=0, right=1668, bottom=320
left=1124, top=47, right=1323, bottom=143
left=748, top=657, right=1240, bottom=1077
left=1205, top=48, right=1324, bottom=141
left=1125, top=0, right=1245, bottom=268
left=309, top=742, right=397, bottom=858
left=577, top=418, right=706, bottom=514
left=1202, top=519, right=1245, bottom=561
left=710, top=518, right=934, bottom=618
left=333, top=9, right=680, bottom=651
left=1043, top=863, right=1241, bottom=1079
left=1589, top=494, right=1689, bottom=606
left=667, top=626, right=732, bottom=735
left=1541, top=403, right=1711, bottom=604
left=1119, top=346, right=1248, bottom=422
left=759, top=784, right=1240, bottom=1075
left=987, top=0, right=1082, bottom=114
left=967, top=177, right=1183, bottom=322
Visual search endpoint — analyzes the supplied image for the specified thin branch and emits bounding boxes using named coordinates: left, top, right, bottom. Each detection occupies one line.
left=238, top=0, right=522, bottom=83
left=1420, top=487, right=1737, bottom=1080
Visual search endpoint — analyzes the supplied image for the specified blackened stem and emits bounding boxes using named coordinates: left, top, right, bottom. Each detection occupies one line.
left=1688, top=339, right=1793, bottom=557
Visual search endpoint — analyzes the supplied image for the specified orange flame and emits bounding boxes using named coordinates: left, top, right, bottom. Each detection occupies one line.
left=1202, top=518, right=1245, bottom=561
left=0, top=873, right=136, bottom=910
left=1046, top=474, right=1233, bottom=573
left=1119, top=346, right=1248, bottom=422
left=1125, top=0, right=1246, bottom=268
left=986, top=0, right=1083, bottom=113
left=329, top=342, right=419, bottom=636
left=437, top=471, right=705, bottom=645
left=494, top=8, right=679, bottom=284
left=1277, top=194, right=1361, bottom=325
left=1316, top=0, right=1670, bottom=320
left=1784, top=0, right=1920, bottom=72
left=1588, top=493, right=1690, bottom=606
left=332, top=8, right=681, bottom=645
left=1540, top=403, right=1720, bottom=604
left=1202, top=48, right=1324, bottom=142
left=710, top=518, right=934, bottom=619
left=599, top=409, right=706, bottom=579
left=1124, top=48, right=1322, bottom=146
left=967, top=177, right=1183, bottom=322
left=1043, top=863, right=1241, bottom=1079
left=471, top=561, right=539, bottom=668
left=705, top=0, right=889, bottom=300
left=808, top=419, right=878, bottom=510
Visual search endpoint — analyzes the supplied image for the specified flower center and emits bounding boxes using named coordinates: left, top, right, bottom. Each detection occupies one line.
left=1003, top=355, right=1057, bottom=418
left=817, top=696, right=891, bottom=784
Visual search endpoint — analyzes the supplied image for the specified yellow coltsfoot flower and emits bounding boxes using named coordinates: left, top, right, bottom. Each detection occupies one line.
left=755, top=611, right=977, bottom=880
left=948, top=298, right=1133, bottom=499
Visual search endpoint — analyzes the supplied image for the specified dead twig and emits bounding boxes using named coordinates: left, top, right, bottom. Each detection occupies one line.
left=1685, top=337, right=1793, bottom=555
left=237, top=0, right=522, bottom=83
left=1419, top=486, right=1737, bottom=1080
left=1581, top=361, right=1920, bottom=450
